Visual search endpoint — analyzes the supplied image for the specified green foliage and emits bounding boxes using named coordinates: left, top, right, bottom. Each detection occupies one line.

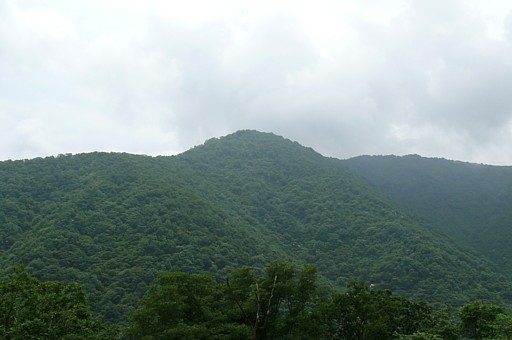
left=459, top=302, right=504, bottom=339
left=128, top=262, right=447, bottom=339
left=318, top=281, right=434, bottom=339
left=396, top=332, right=442, bottom=340
left=0, top=267, right=116, bottom=339
left=4, top=261, right=512, bottom=339
left=1, top=130, right=512, bottom=324
left=127, top=272, right=247, bottom=339
left=491, top=313, right=512, bottom=339
left=239, top=261, right=321, bottom=339
left=344, top=155, right=512, bottom=277
left=428, top=307, right=459, bottom=340
left=127, top=261, right=321, bottom=339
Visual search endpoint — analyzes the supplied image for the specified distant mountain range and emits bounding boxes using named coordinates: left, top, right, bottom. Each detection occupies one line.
left=343, top=154, right=512, bottom=276
left=1, top=130, right=511, bottom=322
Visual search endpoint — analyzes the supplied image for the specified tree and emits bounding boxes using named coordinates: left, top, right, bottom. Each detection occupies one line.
left=428, top=306, right=459, bottom=340
left=225, top=261, right=321, bottom=339
left=395, top=332, right=442, bottom=340
left=319, top=281, right=433, bottom=339
left=459, top=302, right=504, bottom=339
left=492, top=313, right=512, bottom=340
left=127, top=272, right=248, bottom=339
left=0, top=267, right=110, bottom=339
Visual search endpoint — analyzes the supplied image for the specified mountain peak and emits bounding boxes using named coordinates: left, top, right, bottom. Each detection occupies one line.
left=183, top=130, right=323, bottom=164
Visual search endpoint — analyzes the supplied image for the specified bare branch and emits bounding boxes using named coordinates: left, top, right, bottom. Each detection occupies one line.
left=255, top=282, right=261, bottom=333
left=263, top=273, right=278, bottom=337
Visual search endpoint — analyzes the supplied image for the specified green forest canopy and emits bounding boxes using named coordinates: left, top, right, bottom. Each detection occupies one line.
left=2, top=262, right=512, bottom=339
left=0, top=130, right=511, bottom=325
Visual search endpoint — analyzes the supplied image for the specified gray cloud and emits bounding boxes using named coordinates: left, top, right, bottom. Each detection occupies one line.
left=1, top=1, right=512, bottom=164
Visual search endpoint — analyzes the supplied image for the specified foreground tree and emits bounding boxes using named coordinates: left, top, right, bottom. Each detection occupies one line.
left=459, top=302, right=504, bottom=339
left=226, top=261, right=321, bottom=339
left=429, top=307, right=459, bottom=340
left=126, top=272, right=248, bottom=339
left=0, top=267, right=113, bottom=339
left=127, top=262, right=512, bottom=339
left=492, top=313, right=512, bottom=339
left=318, top=281, right=434, bottom=339
left=127, top=262, right=321, bottom=339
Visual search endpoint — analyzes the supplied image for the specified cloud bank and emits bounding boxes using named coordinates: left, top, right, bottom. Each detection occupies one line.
left=1, top=0, right=512, bottom=164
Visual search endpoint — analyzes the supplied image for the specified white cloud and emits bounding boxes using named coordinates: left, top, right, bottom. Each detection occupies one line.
left=1, top=0, right=512, bottom=164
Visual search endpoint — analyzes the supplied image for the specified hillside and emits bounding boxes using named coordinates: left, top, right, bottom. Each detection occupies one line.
left=343, top=155, right=512, bottom=277
left=1, top=130, right=511, bottom=322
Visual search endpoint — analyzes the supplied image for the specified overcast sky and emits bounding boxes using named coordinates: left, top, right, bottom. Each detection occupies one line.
left=2, top=0, right=512, bottom=165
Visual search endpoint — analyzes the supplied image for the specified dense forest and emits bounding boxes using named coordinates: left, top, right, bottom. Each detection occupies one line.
left=343, top=155, right=512, bottom=276
left=1, top=130, right=512, bottom=338
left=3, top=262, right=512, bottom=339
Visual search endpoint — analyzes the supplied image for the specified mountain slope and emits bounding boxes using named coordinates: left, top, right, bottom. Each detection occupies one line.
left=343, top=155, right=512, bottom=277
left=176, top=131, right=512, bottom=303
left=0, top=151, right=294, bottom=321
left=1, top=131, right=511, bottom=322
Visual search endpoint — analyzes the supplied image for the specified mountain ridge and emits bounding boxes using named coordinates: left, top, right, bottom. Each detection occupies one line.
left=343, top=154, right=512, bottom=277
left=1, top=130, right=511, bottom=322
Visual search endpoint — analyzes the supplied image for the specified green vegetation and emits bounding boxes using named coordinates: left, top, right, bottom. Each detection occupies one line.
left=343, top=155, right=512, bottom=276
left=0, top=267, right=116, bottom=339
left=3, top=263, right=512, bottom=339
left=0, top=130, right=511, bottom=327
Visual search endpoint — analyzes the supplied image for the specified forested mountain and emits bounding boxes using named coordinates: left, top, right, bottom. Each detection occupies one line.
left=343, top=155, right=512, bottom=277
left=1, top=130, right=511, bottom=323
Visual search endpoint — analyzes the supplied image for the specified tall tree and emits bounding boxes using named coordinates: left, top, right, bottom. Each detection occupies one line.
left=459, top=302, right=504, bottom=339
left=319, top=281, right=434, bottom=339
left=127, top=272, right=248, bottom=339
left=0, top=267, right=111, bottom=339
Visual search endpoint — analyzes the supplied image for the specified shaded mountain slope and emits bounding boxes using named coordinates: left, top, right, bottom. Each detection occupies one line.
left=175, top=131, right=512, bottom=304
left=1, top=131, right=511, bottom=322
left=343, top=155, right=512, bottom=276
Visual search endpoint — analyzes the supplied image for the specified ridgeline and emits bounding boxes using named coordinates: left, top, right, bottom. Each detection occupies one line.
left=1, top=130, right=511, bottom=323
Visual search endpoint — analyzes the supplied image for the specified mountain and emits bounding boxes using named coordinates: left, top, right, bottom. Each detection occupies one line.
left=343, top=155, right=512, bottom=277
left=1, top=130, right=511, bottom=322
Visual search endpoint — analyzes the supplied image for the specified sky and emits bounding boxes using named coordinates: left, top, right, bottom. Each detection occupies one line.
left=1, top=0, right=512, bottom=165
